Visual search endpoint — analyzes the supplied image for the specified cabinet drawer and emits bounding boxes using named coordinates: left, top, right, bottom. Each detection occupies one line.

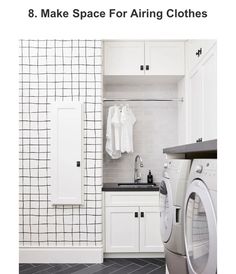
left=104, top=192, right=159, bottom=207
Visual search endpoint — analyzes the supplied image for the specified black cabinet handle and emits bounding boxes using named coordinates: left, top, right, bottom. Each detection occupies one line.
left=196, top=48, right=203, bottom=58
left=146, top=65, right=149, bottom=71
left=141, top=212, right=144, bottom=218
left=196, top=138, right=203, bottom=143
left=76, top=161, right=80, bottom=167
left=140, top=65, right=144, bottom=71
left=176, top=208, right=180, bottom=223
left=134, top=212, right=138, bottom=218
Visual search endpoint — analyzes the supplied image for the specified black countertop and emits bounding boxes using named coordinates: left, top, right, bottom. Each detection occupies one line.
left=163, top=139, right=217, bottom=154
left=102, top=183, right=159, bottom=192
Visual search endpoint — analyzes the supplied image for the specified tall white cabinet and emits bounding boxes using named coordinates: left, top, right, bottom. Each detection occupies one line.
left=186, top=41, right=217, bottom=143
left=50, top=102, right=84, bottom=205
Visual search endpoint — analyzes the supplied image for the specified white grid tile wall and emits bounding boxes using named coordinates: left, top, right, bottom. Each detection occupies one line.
left=19, top=40, right=103, bottom=246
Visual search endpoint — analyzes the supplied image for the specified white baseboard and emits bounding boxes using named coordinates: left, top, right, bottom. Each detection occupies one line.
left=104, top=252, right=165, bottom=258
left=19, top=246, right=103, bottom=263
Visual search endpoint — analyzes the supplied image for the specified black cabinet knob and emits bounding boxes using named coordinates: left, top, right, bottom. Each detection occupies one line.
left=134, top=212, right=138, bottom=218
left=141, top=212, right=144, bottom=218
left=146, top=65, right=149, bottom=71
left=76, top=161, right=80, bottom=167
left=140, top=65, right=144, bottom=71
left=196, top=48, right=203, bottom=58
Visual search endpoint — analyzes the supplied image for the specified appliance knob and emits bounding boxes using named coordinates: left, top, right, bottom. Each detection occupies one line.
left=164, top=163, right=168, bottom=169
left=195, top=165, right=203, bottom=173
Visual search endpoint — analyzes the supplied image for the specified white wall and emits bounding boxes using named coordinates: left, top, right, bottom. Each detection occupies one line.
left=103, top=81, right=179, bottom=184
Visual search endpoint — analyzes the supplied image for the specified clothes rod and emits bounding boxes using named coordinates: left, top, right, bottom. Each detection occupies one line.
left=103, top=98, right=183, bottom=102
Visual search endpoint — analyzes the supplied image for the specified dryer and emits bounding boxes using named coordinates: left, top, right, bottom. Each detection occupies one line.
left=160, top=159, right=191, bottom=274
left=184, top=159, right=217, bottom=274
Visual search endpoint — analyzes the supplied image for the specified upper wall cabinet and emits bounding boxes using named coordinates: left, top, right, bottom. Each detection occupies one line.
left=187, top=40, right=216, bottom=72
left=104, top=41, right=144, bottom=75
left=144, top=42, right=185, bottom=75
left=104, top=41, right=185, bottom=76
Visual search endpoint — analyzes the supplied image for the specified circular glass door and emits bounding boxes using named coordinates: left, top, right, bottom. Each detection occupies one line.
left=160, top=179, right=173, bottom=243
left=184, top=179, right=217, bottom=274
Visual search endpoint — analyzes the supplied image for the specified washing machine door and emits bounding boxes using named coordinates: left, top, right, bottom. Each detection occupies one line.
left=160, top=178, right=173, bottom=243
left=184, top=179, right=217, bottom=274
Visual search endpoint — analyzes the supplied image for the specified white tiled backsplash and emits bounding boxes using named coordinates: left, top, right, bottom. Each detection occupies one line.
left=103, top=82, right=178, bottom=184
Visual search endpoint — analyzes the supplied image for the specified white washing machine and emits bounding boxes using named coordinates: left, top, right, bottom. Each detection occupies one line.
left=160, top=159, right=191, bottom=274
left=184, top=159, right=217, bottom=274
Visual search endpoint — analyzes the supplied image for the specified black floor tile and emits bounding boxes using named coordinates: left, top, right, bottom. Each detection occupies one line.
left=19, top=264, right=35, bottom=272
left=107, top=258, right=131, bottom=266
left=20, top=264, right=53, bottom=274
left=102, top=259, right=117, bottom=266
left=141, top=258, right=165, bottom=266
left=129, top=264, right=161, bottom=274
left=50, top=264, right=71, bottom=272
left=148, top=266, right=166, bottom=274
left=91, top=263, right=122, bottom=274
left=73, top=264, right=110, bottom=274
left=32, top=267, right=56, bottom=274
left=55, top=264, right=87, bottom=274
left=19, top=258, right=166, bottom=274
left=128, top=258, right=148, bottom=266
left=110, top=263, right=140, bottom=274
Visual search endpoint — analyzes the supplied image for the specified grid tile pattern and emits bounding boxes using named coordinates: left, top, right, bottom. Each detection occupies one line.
left=19, top=40, right=103, bottom=246
left=19, top=258, right=166, bottom=274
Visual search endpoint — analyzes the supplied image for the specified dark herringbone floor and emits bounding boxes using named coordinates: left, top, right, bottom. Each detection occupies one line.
left=19, top=258, right=166, bottom=274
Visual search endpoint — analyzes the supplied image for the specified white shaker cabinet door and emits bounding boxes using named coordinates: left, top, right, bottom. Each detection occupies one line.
left=189, top=68, right=204, bottom=143
left=104, top=41, right=144, bottom=75
left=105, top=207, right=140, bottom=252
left=51, top=102, right=84, bottom=205
left=145, top=42, right=185, bottom=75
left=202, top=46, right=217, bottom=141
left=139, top=206, right=164, bottom=252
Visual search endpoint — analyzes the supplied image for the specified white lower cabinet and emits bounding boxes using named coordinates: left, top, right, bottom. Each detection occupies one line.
left=139, top=206, right=163, bottom=252
left=105, top=206, right=139, bottom=252
left=104, top=192, right=163, bottom=254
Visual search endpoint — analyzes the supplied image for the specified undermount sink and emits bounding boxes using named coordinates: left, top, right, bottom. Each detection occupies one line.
left=117, top=183, right=157, bottom=188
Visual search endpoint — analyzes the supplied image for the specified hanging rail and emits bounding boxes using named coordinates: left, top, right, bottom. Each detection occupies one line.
left=103, top=98, right=184, bottom=102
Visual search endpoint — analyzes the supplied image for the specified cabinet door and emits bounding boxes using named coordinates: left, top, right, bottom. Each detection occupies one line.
left=139, top=207, right=164, bottom=252
left=104, top=41, right=144, bottom=75
left=145, top=42, right=185, bottom=75
left=51, top=102, right=84, bottom=205
left=189, top=68, right=204, bottom=143
left=202, top=46, right=217, bottom=140
left=105, top=207, right=139, bottom=252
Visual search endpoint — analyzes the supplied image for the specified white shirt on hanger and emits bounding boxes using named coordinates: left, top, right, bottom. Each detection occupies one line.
left=120, top=105, right=136, bottom=153
left=105, top=105, right=121, bottom=159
